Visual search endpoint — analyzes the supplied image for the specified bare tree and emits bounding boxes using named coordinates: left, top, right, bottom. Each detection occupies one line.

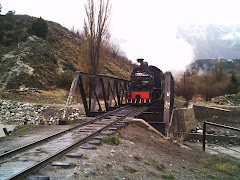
left=84, top=0, right=111, bottom=74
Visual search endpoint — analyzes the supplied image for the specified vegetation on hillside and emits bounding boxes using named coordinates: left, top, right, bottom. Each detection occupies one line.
left=29, top=17, right=48, bottom=39
left=0, top=11, right=134, bottom=90
left=176, top=58, right=240, bottom=102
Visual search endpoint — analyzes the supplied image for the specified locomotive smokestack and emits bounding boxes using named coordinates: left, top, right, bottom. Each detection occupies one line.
left=137, top=58, right=144, bottom=63
left=137, top=58, right=149, bottom=72
left=137, top=58, right=144, bottom=67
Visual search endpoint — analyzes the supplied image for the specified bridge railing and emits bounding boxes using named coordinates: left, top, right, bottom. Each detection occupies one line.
left=62, top=71, right=130, bottom=121
left=163, top=72, right=175, bottom=136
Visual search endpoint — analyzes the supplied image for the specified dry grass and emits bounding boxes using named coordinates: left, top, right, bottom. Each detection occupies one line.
left=201, top=155, right=240, bottom=176
left=42, top=90, right=66, bottom=97
left=169, top=133, right=185, bottom=144
left=154, top=138, right=168, bottom=143
left=0, top=89, right=67, bottom=104
left=116, top=128, right=124, bottom=134
left=176, top=134, right=185, bottom=144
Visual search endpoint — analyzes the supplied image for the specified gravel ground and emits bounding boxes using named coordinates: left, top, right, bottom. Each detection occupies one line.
left=0, top=122, right=222, bottom=180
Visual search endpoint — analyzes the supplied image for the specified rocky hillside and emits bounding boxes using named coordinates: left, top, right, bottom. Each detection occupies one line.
left=0, top=36, right=58, bottom=89
left=0, top=14, right=134, bottom=90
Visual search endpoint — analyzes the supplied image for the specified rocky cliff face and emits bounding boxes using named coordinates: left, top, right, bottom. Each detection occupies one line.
left=0, top=35, right=58, bottom=89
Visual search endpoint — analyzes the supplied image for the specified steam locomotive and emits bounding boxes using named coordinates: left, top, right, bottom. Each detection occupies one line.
left=126, top=59, right=164, bottom=104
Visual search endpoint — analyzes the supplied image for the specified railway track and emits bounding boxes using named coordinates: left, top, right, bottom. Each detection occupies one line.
left=0, top=105, right=149, bottom=180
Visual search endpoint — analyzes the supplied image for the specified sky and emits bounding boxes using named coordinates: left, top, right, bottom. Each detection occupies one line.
left=1, top=0, right=240, bottom=72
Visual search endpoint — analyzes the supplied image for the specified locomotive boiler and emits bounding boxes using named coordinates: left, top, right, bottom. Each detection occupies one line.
left=126, top=59, right=164, bottom=104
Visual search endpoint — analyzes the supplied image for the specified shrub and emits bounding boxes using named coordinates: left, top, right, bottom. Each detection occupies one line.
left=6, top=72, right=44, bottom=89
left=5, top=11, right=15, bottom=20
left=29, top=17, right=48, bottom=39
left=53, top=71, right=74, bottom=89
left=101, top=133, right=120, bottom=145
left=62, top=61, right=77, bottom=71
left=175, top=83, right=195, bottom=102
left=226, top=72, right=239, bottom=94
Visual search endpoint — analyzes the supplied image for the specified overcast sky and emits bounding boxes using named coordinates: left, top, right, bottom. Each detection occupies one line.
left=1, top=0, right=240, bottom=72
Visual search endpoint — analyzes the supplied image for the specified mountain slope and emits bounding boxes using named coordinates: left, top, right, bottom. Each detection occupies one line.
left=177, top=24, right=240, bottom=59
left=0, top=15, right=133, bottom=89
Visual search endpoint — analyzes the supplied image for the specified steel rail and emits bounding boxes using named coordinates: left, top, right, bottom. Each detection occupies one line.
left=0, top=106, right=128, bottom=159
left=7, top=106, right=147, bottom=180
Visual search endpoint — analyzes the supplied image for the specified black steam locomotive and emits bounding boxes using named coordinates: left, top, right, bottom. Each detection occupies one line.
left=126, top=59, right=164, bottom=104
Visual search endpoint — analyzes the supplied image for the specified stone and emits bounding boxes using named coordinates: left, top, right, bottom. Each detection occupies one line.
left=110, top=149, right=116, bottom=153
left=87, top=140, right=102, bottom=146
left=197, top=130, right=203, bottom=133
left=80, top=146, right=97, bottom=150
left=0, top=100, right=60, bottom=125
left=51, top=162, right=70, bottom=167
left=90, top=171, right=97, bottom=175
left=225, top=131, right=230, bottom=136
left=2, top=101, right=8, bottom=105
left=66, top=153, right=83, bottom=158
left=26, top=176, right=50, bottom=180
left=101, top=131, right=115, bottom=135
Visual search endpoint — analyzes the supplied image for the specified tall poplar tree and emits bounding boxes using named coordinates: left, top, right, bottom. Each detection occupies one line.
left=84, top=0, right=111, bottom=74
left=212, top=58, right=224, bottom=82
